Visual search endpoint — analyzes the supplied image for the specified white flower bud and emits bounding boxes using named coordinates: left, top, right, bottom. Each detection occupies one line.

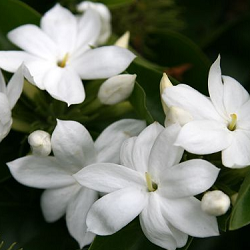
left=77, top=1, right=111, bottom=45
left=201, top=190, right=230, bottom=216
left=115, top=31, right=130, bottom=49
left=160, top=73, right=173, bottom=115
left=28, top=130, right=51, bottom=156
left=98, top=74, right=136, bottom=105
left=164, top=106, right=193, bottom=127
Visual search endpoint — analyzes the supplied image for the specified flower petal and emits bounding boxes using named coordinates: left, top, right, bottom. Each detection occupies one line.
left=95, top=119, right=146, bottom=164
left=66, top=187, right=98, bottom=248
left=238, top=99, right=250, bottom=129
left=159, top=159, right=219, bottom=198
left=41, top=4, right=77, bottom=54
left=8, top=24, right=58, bottom=59
left=6, top=65, right=24, bottom=109
left=74, top=163, right=145, bottom=193
left=0, top=51, right=37, bottom=73
left=161, top=196, right=219, bottom=237
left=120, top=137, right=137, bottom=169
left=7, top=155, right=75, bottom=188
left=175, top=120, right=232, bottom=154
left=72, top=46, right=136, bottom=79
left=86, top=187, right=147, bottom=235
left=148, top=124, right=184, bottom=177
left=52, top=120, right=96, bottom=172
left=0, top=69, right=6, bottom=94
left=133, top=122, right=164, bottom=173
left=41, top=184, right=80, bottom=222
left=43, top=66, right=85, bottom=105
left=140, top=193, right=187, bottom=250
left=162, top=84, right=222, bottom=121
left=223, top=75, right=249, bottom=115
left=222, top=130, right=250, bottom=168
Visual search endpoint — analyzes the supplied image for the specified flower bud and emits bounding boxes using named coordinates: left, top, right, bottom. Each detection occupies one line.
left=115, top=31, right=130, bottom=49
left=201, top=190, right=230, bottom=216
left=28, top=130, right=51, bottom=156
left=160, top=73, right=173, bottom=115
left=98, top=74, right=136, bottom=105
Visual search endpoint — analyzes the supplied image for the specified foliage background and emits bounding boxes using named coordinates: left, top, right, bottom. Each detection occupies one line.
left=0, top=0, right=250, bottom=249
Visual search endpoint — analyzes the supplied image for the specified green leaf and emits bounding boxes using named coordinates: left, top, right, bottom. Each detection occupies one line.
left=229, top=168, right=250, bottom=230
left=91, top=0, right=134, bottom=8
left=0, top=0, right=40, bottom=49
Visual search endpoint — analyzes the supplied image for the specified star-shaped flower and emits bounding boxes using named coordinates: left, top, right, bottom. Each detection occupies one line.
left=0, top=4, right=135, bottom=105
left=162, top=56, right=250, bottom=168
left=7, top=119, right=146, bottom=247
left=74, top=123, right=219, bottom=250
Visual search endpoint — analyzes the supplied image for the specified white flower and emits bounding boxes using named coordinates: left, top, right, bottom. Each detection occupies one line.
left=28, top=130, right=52, bottom=156
left=162, top=56, right=250, bottom=168
left=77, top=1, right=111, bottom=45
left=7, top=119, right=146, bottom=248
left=0, top=4, right=135, bottom=106
left=74, top=123, right=220, bottom=250
left=201, top=190, right=230, bottom=216
left=0, top=65, right=25, bottom=142
left=98, top=74, right=136, bottom=105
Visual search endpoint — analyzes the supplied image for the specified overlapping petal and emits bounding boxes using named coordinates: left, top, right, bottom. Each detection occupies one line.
left=74, top=163, right=145, bottom=193
left=86, top=187, right=147, bottom=235
left=159, top=159, right=219, bottom=198
left=51, top=120, right=96, bottom=171
left=0, top=70, right=6, bottom=94
left=120, top=137, right=136, bottom=169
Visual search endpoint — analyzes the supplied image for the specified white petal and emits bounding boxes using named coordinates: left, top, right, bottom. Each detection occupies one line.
left=162, top=84, right=222, bottom=121
left=95, top=119, right=146, bottom=163
left=133, top=122, right=164, bottom=173
left=223, top=75, right=249, bottom=115
left=140, top=193, right=187, bottom=250
left=41, top=184, right=80, bottom=222
left=148, top=124, right=184, bottom=177
left=74, top=9, right=101, bottom=53
left=52, top=120, right=96, bottom=172
left=41, top=4, right=77, bottom=54
left=7, top=155, right=75, bottom=188
left=0, top=51, right=37, bottom=73
left=161, top=197, right=219, bottom=237
left=6, top=65, right=24, bottom=109
left=8, top=24, right=58, bottom=59
left=72, top=46, right=136, bottom=79
left=222, top=130, right=250, bottom=168
left=98, top=74, right=136, bottom=105
left=73, top=163, right=145, bottom=193
left=86, top=187, right=147, bottom=235
left=0, top=93, right=11, bottom=125
left=176, top=120, right=232, bottom=154
left=43, top=66, right=85, bottom=105
left=66, top=187, right=98, bottom=248
left=0, top=69, right=6, bottom=94
left=120, top=137, right=137, bottom=169
left=208, top=55, right=227, bottom=118
left=238, top=99, right=250, bottom=129
left=159, top=159, right=219, bottom=198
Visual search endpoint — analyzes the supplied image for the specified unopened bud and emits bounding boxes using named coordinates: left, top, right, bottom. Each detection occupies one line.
left=115, top=31, right=130, bottom=49
left=201, top=190, right=230, bottom=216
left=160, top=73, right=173, bottom=115
left=28, top=130, right=51, bottom=156
left=98, top=74, right=136, bottom=105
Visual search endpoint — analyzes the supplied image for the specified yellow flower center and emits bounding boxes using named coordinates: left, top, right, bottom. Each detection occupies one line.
left=57, top=53, right=69, bottom=68
left=145, top=172, right=158, bottom=192
left=228, top=113, right=237, bottom=131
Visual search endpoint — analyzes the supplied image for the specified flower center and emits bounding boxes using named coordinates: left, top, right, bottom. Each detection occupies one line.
left=57, top=53, right=69, bottom=68
left=228, top=113, right=237, bottom=131
left=145, top=172, right=158, bottom=192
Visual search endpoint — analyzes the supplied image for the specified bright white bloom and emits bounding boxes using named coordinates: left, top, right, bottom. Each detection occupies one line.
left=74, top=123, right=220, bottom=250
left=28, top=130, right=52, bottom=156
left=77, top=1, right=111, bottom=45
left=98, top=74, right=136, bottom=105
left=162, top=56, right=250, bottom=168
left=7, top=119, right=146, bottom=248
left=201, top=190, right=230, bottom=216
left=0, top=65, right=25, bottom=142
left=115, top=31, right=130, bottom=49
left=0, top=4, right=135, bottom=106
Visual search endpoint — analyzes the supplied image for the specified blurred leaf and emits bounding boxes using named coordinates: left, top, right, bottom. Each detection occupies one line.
left=92, top=0, right=134, bottom=8
left=0, top=0, right=40, bottom=49
left=230, top=168, right=250, bottom=230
